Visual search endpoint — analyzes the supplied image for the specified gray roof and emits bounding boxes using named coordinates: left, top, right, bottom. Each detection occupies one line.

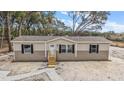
left=12, top=36, right=111, bottom=43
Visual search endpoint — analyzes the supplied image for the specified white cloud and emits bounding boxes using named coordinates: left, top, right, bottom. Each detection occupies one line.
left=58, top=18, right=79, bottom=30
left=59, top=18, right=72, bottom=26
left=102, top=21, right=124, bottom=33
left=60, top=11, right=68, bottom=15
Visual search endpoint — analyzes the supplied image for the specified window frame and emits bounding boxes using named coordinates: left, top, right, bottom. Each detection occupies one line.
left=60, top=45, right=66, bottom=53
left=22, top=44, right=33, bottom=54
left=59, top=44, right=75, bottom=53
left=67, top=45, right=73, bottom=53
left=90, top=44, right=99, bottom=53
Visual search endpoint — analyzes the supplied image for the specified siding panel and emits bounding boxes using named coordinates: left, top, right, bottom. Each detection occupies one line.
left=14, top=51, right=46, bottom=62
left=34, top=43, right=45, bottom=51
left=77, top=43, right=109, bottom=51
left=57, top=51, right=109, bottom=61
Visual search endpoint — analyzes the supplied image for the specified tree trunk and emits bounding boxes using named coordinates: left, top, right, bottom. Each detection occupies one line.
left=0, top=24, right=4, bottom=48
left=18, top=19, right=23, bottom=36
left=4, top=12, right=12, bottom=52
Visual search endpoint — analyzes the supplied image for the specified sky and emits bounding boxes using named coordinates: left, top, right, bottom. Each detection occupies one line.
left=55, top=11, right=124, bottom=33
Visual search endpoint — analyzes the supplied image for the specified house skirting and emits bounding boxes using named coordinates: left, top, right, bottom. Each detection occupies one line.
left=56, top=51, right=109, bottom=61
left=14, top=51, right=46, bottom=62
left=14, top=51, right=109, bottom=62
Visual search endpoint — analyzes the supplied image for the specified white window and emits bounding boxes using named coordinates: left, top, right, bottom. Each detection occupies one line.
left=61, top=45, right=66, bottom=53
left=24, top=45, right=31, bottom=53
left=22, top=44, right=33, bottom=54
left=59, top=44, right=74, bottom=53
left=67, top=45, right=73, bottom=53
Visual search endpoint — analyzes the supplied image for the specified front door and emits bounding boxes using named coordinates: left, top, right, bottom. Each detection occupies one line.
left=48, top=45, right=56, bottom=67
left=49, top=45, right=56, bottom=57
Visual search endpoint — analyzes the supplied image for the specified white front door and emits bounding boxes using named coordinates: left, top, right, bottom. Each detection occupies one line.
left=49, top=45, right=56, bottom=57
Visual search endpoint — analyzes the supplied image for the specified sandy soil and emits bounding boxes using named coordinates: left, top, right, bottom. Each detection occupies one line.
left=109, top=46, right=124, bottom=60
left=0, top=47, right=9, bottom=53
left=55, top=61, right=124, bottom=80
left=0, top=54, right=47, bottom=76
left=18, top=72, right=50, bottom=81
left=0, top=62, right=47, bottom=76
left=55, top=46, right=124, bottom=81
left=0, top=53, right=47, bottom=77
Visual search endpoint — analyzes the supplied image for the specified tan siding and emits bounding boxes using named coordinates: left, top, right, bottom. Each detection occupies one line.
left=14, top=51, right=46, bottom=62
left=13, top=42, right=45, bottom=51
left=13, top=39, right=109, bottom=51
left=57, top=51, right=109, bottom=61
left=14, top=50, right=109, bottom=61
left=34, top=43, right=45, bottom=51
left=13, top=38, right=110, bottom=62
left=77, top=44, right=89, bottom=51
left=13, top=43, right=21, bottom=51
left=77, top=43, right=109, bottom=51
left=13, top=39, right=74, bottom=52
left=99, top=44, right=109, bottom=51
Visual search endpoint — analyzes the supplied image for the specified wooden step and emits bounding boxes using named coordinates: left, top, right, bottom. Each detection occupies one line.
left=48, top=51, right=56, bottom=68
left=48, top=56, right=56, bottom=68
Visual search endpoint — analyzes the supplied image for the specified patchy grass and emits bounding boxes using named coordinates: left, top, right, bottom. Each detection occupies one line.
left=111, top=41, right=124, bottom=48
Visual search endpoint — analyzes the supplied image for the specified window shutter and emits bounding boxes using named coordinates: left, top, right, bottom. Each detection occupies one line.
left=72, top=44, right=75, bottom=53
left=97, top=44, right=99, bottom=53
left=59, top=45, right=61, bottom=53
left=31, top=44, right=33, bottom=54
left=89, top=44, right=91, bottom=53
left=21, top=44, right=24, bottom=54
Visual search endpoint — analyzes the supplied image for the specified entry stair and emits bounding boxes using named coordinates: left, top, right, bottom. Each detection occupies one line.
left=48, top=51, right=56, bottom=68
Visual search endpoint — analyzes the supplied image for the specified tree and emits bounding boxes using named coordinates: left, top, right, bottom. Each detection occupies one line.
left=4, top=12, right=12, bottom=51
left=0, top=11, right=57, bottom=51
left=67, top=11, right=109, bottom=32
left=0, top=12, right=5, bottom=48
left=39, top=11, right=56, bottom=35
left=14, top=11, right=27, bottom=36
left=0, top=11, right=110, bottom=51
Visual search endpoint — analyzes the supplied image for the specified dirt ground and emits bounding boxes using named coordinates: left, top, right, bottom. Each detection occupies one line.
left=55, top=61, right=124, bottom=80
left=109, top=46, right=124, bottom=60
left=55, top=46, right=124, bottom=80
left=18, top=72, right=50, bottom=81
left=0, top=46, right=124, bottom=80
left=0, top=53, right=47, bottom=76
left=0, top=62, right=47, bottom=76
